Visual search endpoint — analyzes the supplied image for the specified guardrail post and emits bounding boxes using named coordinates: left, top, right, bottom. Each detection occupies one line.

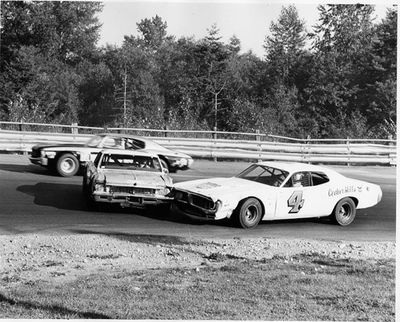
left=164, top=125, right=168, bottom=138
left=306, top=135, right=311, bottom=164
left=103, top=126, right=108, bottom=133
left=346, top=137, right=350, bottom=166
left=20, top=131, right=27, bottom=155
left=19, top=120, right=24, bottom=132
left=256, top=130, right=262, bottom=162
left=71, top=122, right=78, bottom=134
left=388, top=135, right=396, bottom=166
left=213, top=126, right=217, bottom=162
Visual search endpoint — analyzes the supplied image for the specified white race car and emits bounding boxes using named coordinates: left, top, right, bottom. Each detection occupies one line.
left=171, top=162, right=382, bottom=228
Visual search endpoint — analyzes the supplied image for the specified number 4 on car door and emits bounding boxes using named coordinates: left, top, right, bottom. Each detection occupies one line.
left=287, top=191, right=305, bottom=213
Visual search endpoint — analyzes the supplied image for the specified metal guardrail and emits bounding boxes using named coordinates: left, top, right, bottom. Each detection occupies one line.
left=0, top=120, right=396, bottom=141
left=0, top=128, right=396, bottom=166
left=0, top=121, right=265, bottom=139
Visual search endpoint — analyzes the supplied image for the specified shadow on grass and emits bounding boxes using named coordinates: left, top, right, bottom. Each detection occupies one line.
left=0, top=293, right=110, bottom=319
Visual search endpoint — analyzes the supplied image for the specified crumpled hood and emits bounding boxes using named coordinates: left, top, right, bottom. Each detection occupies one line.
left=174, top=177, right=275, bottom=201
left=101, top=169, right=170, bottom=188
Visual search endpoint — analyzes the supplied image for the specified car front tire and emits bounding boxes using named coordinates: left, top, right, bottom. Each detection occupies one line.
left=234, top=198, right=263, bottom=229
left=332, top=197, right=356, bottom=226
left=56, top=153, right=79, bottom=177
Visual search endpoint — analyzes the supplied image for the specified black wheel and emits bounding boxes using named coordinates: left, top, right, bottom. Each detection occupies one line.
left=160, top=158, right=170, bottom=173
left=332, top=197, right=356, bottom=226
left=234, top=198, right=263, bottom=229
left=56, top=153, right=79, bottom=177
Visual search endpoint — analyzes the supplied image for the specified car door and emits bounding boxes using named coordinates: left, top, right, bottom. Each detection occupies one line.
left=274, top=171, right=330, bottom=219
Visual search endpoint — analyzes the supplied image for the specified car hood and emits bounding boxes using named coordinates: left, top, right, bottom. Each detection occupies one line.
left=174, top=177, right=275, bottom=201
left=101, top=169, right=171, bottom=188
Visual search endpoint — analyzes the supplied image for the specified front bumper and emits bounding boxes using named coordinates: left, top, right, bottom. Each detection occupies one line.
left=93, top=192, right=173, bottom=207
left=172, top=200, right=217, bottom=219
left=29, top=156, right=48, bottom=166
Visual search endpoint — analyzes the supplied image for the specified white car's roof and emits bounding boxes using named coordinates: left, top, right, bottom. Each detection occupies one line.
left=100, top=148, right=158, bottom=158
left=255, top=161, right=340, bottom=175
left=96, top=133, right=184, bottom=154
left=98, top=133, right=155, bottom=143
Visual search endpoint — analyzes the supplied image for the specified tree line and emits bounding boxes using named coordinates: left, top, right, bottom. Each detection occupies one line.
left=0, top=2, right=397, bottom=138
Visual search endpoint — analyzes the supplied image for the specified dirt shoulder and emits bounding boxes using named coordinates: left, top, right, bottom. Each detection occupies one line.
left=1, top=233, right=395, bottom=286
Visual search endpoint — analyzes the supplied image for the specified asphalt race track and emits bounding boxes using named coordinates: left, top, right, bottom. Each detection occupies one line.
left=0, top=154, right=396, bottom=241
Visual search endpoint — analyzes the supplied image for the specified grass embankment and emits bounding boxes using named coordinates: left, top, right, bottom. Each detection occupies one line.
left=1, top=254, right=395, bottom=320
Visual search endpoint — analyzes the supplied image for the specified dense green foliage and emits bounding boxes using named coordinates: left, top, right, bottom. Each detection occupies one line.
left=0, top=2, right=396, bottom=138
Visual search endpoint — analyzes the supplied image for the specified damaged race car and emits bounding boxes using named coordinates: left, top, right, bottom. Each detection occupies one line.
left=83, top=149, right=173, bottom=209
left=170, top=162, right=382, bottom=229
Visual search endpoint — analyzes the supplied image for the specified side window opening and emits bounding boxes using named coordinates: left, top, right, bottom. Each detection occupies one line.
left=284, top=172, right=311, bottom=188
left=125, top=139, right=145, bottom=150
left=311, top=172, right=330, bottom=186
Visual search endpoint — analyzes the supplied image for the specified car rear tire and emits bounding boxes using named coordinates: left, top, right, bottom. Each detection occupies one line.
left=56, top=153, right=79, bottom=177
left=234, top=198, right=263, bottom=229
left=332, top=197, right=356, bottom=226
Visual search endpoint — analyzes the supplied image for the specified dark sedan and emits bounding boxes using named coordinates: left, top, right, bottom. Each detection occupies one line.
left=29, top=133, right=194, bottom=177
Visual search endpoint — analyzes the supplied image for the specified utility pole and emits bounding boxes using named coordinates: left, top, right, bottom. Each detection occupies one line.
left=214, top=92, right=218, bottom=131
left=123, top=64, right=127, bottom=128
left=113, top=64, right=131, bottom=127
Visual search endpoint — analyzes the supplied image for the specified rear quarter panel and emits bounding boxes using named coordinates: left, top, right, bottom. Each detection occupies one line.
left=326, top=177, right=381, bottom=210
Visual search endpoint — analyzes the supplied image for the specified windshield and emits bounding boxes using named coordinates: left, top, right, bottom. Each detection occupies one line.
left=100, top=154, right=161, bottom=172
left=236, top=164, right=289, bottom=187
left=86, top=135, right=104, bottom=147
